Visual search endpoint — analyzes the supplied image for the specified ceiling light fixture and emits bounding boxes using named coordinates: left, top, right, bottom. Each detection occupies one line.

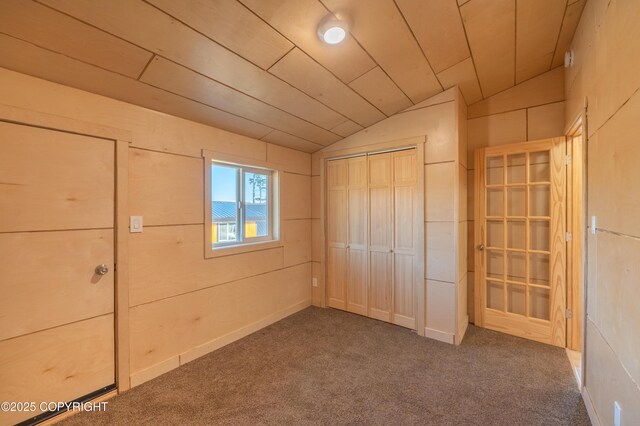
left=318, top=16, right=348, bottom=45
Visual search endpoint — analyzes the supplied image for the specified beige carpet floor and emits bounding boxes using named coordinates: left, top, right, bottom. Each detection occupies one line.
left=61, top=307, right=590, bottom=425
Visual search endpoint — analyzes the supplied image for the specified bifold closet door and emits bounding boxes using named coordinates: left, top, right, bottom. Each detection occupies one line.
left=346, top=157, right=368, bottom=315
left=368, top=153, right=393, bottom=322
left=392, top=150, right=417, bottom=329
left=326, top=149, right=417, bottom=330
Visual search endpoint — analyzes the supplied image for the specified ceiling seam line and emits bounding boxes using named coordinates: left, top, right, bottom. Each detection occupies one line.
left=392, top=0, right=444, bottom=93
left=549, top=1, right=571, bottom=71
left=457, top=2, right=485, bottom=99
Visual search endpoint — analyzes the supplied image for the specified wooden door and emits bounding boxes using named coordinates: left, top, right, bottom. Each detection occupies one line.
left=346, top=157, right=368, bottom=316
left=392, top=150, right=418, bottom=329
left=474, top=138, right=566, bottom=347
left=326, top=158, right=349, bottom=309
left=0, top=122, right=115, bottom=425
left=368, top=152, right=393, bottom=322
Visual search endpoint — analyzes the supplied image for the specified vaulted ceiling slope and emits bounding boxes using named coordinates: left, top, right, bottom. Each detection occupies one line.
left=0, top=0, right=585, bottom=153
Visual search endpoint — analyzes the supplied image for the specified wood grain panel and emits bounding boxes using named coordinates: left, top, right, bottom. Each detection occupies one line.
left=551, top=0, right=587, bottom=68
left=326, top=159, right=348, bottom=309
left=266, top=143, right=312, bottom=176
left=425, top=162, right=456, bottom=222
left=515, top=0, right=566, bottom=83
left=394, top=185, right=415, bottom=251
left=368, top=153, right=393, bottom=321
left=394, top=253, right=415, bottom=328
left=239, top=0, right=376, bottom=83
left=129, top=225, right=283, bottom=306
left=437, top=57, right=483, bottom=105
left=0, top=122, right=114, bottom=232
left=0, top=34, right=273, bottom=142
left=369, top=191, right=392, bottom=249
left=330, top=120, right=363, bottom=138
left=327, top=192, right=347, bottom=243
left=140, top=57, right=341, bottom=145
left=269, top=48, right=385, bottom=127
left=129, top=148, right=203, bottom=226
left=396, top=0, right=470, bottom=73
left=261, top=130, right=324, bottom=153
left=467, top=67, right=564, bottom=119
left=146, top=0, right=293, bottom=70
left=527, top=102, right=565, bottom=140
left=347, top=249, right=367, bottom=316
left=129, top=263, right=310, bottom=374
left=461, top=0, right=516, bottom=97
left=0, top=0, right=152, bottom=78
left=0, top=230, right=114, bottom=341
left=346, top=156, right=368, bottom=316
left=281, top=172, right=311, bottom=220
left=0, top=315, right=114, bottom=426
left=40, top=0, right=346, bottom=130
left=261, top=130, right=325, bottom=154
left=322, top=0, right=442, bottom=103
left=348, top=67, right=413, bottom=116
left=369, top=251, right=392, bottom=321
left=549, top=137, right=567, bottom=347
left=283, top=219, right=312, bottom=267
left=327, top=247, right=347, bottom=309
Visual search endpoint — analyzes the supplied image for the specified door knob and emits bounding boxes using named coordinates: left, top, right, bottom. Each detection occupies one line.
left=477, top=244, right=485, bottom=251
left=95, top=264, right=109, bottom=275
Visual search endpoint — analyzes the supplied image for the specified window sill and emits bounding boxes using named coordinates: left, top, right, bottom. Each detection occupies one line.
left=206, top=239, right=282, bottom=258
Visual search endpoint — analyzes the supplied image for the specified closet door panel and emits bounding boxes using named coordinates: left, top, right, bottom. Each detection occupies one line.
left=326, top=159, right=348, bottom=309
left=368, top=153, right=393, bottom=321
left=347, top=250, right=367, bottom=315
left=392, top=150, right=418, bottom=329
left=327, top=247, right=347, bottom=309
left=369, top=251, right=392, bottom=321
left=346, top=156, right=368, bottom=315
left=394, top=253, right=415, bottom=328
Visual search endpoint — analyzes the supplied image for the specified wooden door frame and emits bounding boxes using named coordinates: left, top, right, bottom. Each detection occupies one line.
left=317, top=137, right=426, bottom=336
left=473, top=137, right=567, bottom=346
left=0, top=103, right=133, bottom=393
left=565, top=109, right=588, bottom=389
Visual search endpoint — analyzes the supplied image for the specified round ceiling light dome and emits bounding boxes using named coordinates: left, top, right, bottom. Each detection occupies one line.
left=318, top=17, right=348, bottom=45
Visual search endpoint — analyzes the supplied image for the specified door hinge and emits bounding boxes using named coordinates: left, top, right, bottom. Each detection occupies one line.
left=565, top=232, right=573, bottom=242
left=565, top=155, right=572, bottom=165
left=565, top=308, right=573, bottom=319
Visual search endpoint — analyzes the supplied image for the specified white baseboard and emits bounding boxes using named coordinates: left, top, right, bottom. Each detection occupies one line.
left=129, top=299, right=311, bottom=388
left=424, top=327, right=455, bottom=344
left=582, top=386, right=600, bottom=426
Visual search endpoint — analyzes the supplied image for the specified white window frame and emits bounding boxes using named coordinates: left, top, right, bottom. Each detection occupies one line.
left=203, top=150, right=281, bottom=258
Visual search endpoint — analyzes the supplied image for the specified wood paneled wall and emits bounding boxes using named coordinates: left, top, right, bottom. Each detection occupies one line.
left=565, top=0, right=640, bottom=423
left=312, top=87, right=468, bottom=344
left=0, top=68, right=312, bottom=389
left=465, top=68, right=566, bottom=322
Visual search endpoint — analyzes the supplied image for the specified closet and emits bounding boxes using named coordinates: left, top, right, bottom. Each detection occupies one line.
left=326, top=148, right=418, bottom=330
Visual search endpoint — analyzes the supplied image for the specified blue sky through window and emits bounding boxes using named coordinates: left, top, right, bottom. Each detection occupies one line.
left=211, top=164, right=237, bottom=202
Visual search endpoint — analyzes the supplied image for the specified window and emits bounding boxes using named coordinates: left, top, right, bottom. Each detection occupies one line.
left=204, top=151, right=280, bottom=257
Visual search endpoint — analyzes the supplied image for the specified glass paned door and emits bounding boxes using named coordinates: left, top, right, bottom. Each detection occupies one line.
left=475, top=138, right=566, bottom=347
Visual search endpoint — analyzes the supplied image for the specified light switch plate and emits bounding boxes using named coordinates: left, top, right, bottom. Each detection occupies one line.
left=312, top=278, right=318, bottom=287
left=591, top=215, right=597, bottom=235
left=130, top=216, right=143, bottom=233
left=614, top=401, right=621, bottom=426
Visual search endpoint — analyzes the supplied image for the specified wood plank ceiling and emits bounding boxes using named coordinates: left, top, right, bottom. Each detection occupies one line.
left=0, top=0, right=585, bottom=153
